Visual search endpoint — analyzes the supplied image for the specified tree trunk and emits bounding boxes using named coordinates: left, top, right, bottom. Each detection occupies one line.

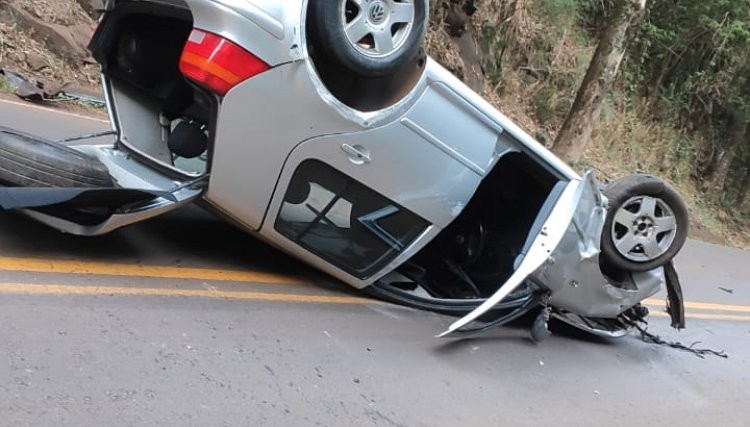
left=706, top=114, right=749, bottom=192
left=552, top=0, right=647, bottom=164
left=735, top=166, right=750, bottom=212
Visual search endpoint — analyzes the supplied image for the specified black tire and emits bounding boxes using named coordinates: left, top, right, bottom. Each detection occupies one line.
left=0, top=127, right=113, bottom=188
left=309, top=0, right=428, bottom=77
left=601, top=174, right=688, bottom=272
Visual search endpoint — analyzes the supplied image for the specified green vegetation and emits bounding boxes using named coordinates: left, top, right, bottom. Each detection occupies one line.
left=0, top=75, right=13, bottom=94
left=458, top=0, right=750, bottom=244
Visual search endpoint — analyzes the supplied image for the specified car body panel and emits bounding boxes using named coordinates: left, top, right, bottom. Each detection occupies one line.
left=0, top=0, right=686, bottom=337
left=205, top=61, right=361, bottom=230
left=402, top=82, right=502, bottom=176
left=184, top=0, right=304, bottom=66
left=536, top=173, right=663, bottom=317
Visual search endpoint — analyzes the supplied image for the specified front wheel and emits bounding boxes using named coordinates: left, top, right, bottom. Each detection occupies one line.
left=308, top=0, right=428, bottom=77
left=601, top=174, right=689, bottom=272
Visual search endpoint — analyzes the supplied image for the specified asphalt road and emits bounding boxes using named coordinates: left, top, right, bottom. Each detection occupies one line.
left=0, top=99, right=749, bottom=426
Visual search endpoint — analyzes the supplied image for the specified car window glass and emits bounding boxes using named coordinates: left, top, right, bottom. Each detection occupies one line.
left=275, top=160, right=429, bottom=279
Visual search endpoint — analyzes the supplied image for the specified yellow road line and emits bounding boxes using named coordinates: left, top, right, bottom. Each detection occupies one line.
left=0, top=256, right=307, bottom=286
left=0, top=281, right=749, bottom=321
left=2, top=256, right=750, bottom=318
left=643, top=298, right=750, bottom=314
left=649, top=311, right=750, bottom=322
left=0, top=282, right=371, bottom=305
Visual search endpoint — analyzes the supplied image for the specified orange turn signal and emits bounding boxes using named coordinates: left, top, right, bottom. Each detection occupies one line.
left=179, top=29, right=270, bottom=96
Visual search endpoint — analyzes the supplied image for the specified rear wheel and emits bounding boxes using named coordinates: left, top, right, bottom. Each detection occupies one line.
left=309, top=0, right=428, bottom=77
left=601, top=174, right=688, bottom=272
left=0, top=127, right=113, bottom=188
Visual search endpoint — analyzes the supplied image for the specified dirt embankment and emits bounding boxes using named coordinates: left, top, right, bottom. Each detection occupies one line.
left=425, top=0, right=544, bottom=139
left=0, top=0, right=100, bottom=94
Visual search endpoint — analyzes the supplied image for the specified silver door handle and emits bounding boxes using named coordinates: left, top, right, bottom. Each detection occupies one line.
left=341, top=144, right=371, bottom=164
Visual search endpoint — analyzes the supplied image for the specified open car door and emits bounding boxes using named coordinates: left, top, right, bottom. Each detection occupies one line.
left=438, top=174, right=594, bottom=337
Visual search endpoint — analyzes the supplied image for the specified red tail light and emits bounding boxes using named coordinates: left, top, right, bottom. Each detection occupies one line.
left=179, top=29, right=270, bottom=96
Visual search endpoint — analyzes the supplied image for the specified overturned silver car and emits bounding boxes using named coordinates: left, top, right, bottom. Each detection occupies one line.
left=0, top=0, right=688, bottom=338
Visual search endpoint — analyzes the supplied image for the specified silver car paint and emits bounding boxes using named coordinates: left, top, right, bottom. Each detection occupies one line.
left=23, top=145, right=202, bottom=236
left=195, top=0, right=579, bottom=230
left=272, top=128, right=482, bottom=229
left=536, top=173, right=663, bottom=317
left=31, top=0, right=667, bottom=323
left=184, top=0, right=305, bottom=66
left=263, top=80, right=521, bottom=229
left=204, top=61, right=362, bottom=230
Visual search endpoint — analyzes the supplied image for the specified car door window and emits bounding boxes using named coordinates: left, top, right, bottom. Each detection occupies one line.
left=275, top=160, right=429, bottom=279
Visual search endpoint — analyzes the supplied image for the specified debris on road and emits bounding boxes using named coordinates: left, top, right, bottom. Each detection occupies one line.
left=632, top=323, right=728, bottom=359
left=1, top=68, right=105, bottom=106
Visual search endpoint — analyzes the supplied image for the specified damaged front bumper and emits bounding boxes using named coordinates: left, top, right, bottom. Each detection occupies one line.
left=440, top=172, right=685, bottom=338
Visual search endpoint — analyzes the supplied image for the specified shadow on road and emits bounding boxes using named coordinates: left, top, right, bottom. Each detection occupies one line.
left=0, top=204, right=355, bottom=294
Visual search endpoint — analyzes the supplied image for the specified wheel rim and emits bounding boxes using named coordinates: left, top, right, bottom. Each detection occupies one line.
left=340, top=0, right=416, bottom=59
left=610, top=196, right=679, bottom=263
